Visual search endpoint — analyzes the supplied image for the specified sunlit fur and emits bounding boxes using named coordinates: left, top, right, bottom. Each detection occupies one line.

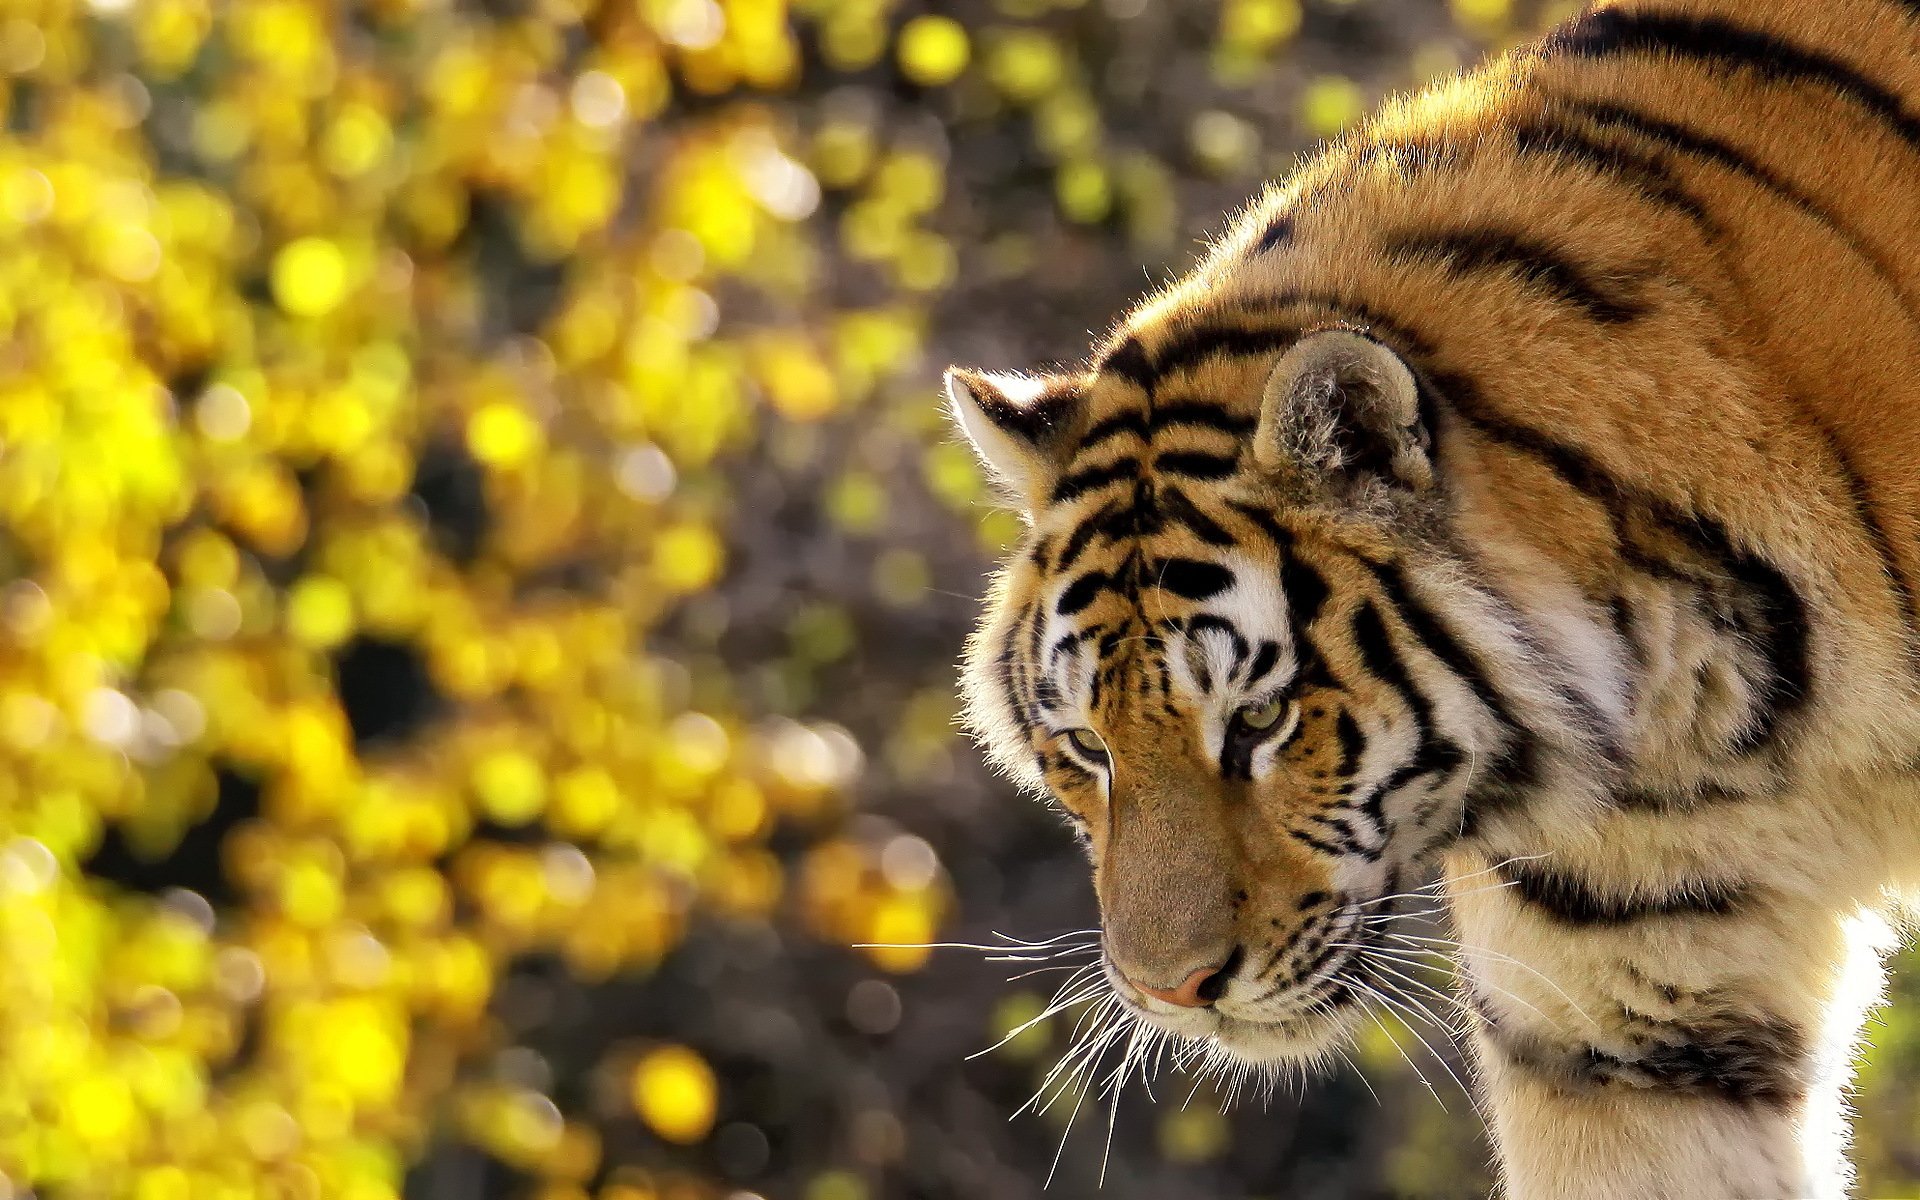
left=948, top=1, right=1920, bottom=1195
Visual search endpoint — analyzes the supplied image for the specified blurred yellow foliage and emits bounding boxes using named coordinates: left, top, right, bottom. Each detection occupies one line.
left=0, top=0, right=939, bottom=1194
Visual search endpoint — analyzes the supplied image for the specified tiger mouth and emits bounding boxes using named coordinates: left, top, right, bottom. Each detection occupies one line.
left=1210, top=996, right=1362, bottom=1060
left=1112, top=900, right=1389, bottom=1061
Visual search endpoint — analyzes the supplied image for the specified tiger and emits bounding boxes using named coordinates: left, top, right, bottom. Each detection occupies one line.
left=943, top=2, right=1920, bottom=1196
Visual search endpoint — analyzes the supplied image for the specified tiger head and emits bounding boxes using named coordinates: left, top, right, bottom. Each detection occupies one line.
left=947, top=323, right=1603, bottom=1065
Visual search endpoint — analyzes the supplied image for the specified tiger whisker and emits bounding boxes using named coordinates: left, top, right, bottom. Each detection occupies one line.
left=1005, top=961, right=1103, bottom=983
left=969, top=972, right=1110, bottom=1062
left=1347, top=980, right=1466, bottom=1110
left=1347, top=950, right=1480, bottom=1035
left=1356, top=965, right=1478, bottom=1105
left=1349, top=987, right=1450, bottom=1112
left=1369, top=930, right=1595, bottom=1027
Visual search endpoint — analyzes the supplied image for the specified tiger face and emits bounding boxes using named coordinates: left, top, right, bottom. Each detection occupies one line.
left=950, top=327, right=1581, bottom=1064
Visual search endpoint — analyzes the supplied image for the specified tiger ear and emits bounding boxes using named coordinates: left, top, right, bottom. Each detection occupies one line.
left=944, top=367, right=1086, bottom=511
left=1252, top=330, right=1433, bottom=492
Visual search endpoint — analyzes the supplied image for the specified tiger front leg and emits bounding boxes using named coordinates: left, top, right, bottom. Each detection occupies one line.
left=1445, top=852, right=1892, bottom=1200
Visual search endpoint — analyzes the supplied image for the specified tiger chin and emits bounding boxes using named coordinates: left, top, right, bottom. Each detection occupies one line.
left=944, top=1, right=1920, bottom=1197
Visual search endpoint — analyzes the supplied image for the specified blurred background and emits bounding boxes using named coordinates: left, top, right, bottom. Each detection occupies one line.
left=9, top=1, right=1920, bottom=1198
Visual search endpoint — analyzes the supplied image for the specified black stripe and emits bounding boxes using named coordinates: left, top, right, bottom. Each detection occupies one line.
left=1383, top=227, right=1643, bottom=323
left=1478, top=1006, right=1808, bottom=1109
left=1088, top=498, right=1151, bottom=545
left=1559, top=97, right=1919, bottom=315
left=1149, top=325, right=1297, bottom=381
left=1226, top=500, right=1293, bottom=553
left=1050, top=459, right=1139, bottom=503
left=1070, top=405, right=1251, bottom=476
left=1803, top=420, right=1920, bottom=662
left=1614, top=782, right=1758, bottom=810
left=1333, top=709, right=1366, bottom=777
left=1057, top=571, right=1115, bottom=616
left=1146, top=402, right=1257, bottom=438
left=1544, top=8, right=1920, bottom=155
left=1153, top=558, right=1235, bottom=601
left=1076, top=410, right=1150, bottom=452
left=1099, top=338, right=1155, bottom=390
left=1159, top=488, right=1236, bottom=546
left=1350, top=602, right=1431, bottom=728
left=1497, top=861, right=1745, bottom=925
left=1360, top=558, right=1521, bottom=732
left=1253, top=213, right=1293, bottom=255
left=1055, top=503, right=1116, bottom=571
left=1280, top=556, right=1330, bottom=631
left=1244, top=640, right=1281, bottom=689
left=1350, top=601, right=1404, bottom=692
left=1509, top=118, right=1713, bottom=228
left=1153, top=450, right=1240, bottom=480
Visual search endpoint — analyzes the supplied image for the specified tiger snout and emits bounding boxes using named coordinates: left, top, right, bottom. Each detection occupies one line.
left=1094, top=790, right=1246, bottom=1008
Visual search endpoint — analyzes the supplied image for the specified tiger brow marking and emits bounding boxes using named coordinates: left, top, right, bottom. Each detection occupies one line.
left=1156, top=488, right=1235, bottom=546
left=1147, top=324, right=1297, bottom=382
left=1152, top=450, right=1240, bottom=481
left=1051, top=459, right=1140, bottom=505
left=1382, top=226, right=1645, bottom=324
left=1186, top=614, right=1250, bottom=671
left=1153, top=557, right=1235, bottom=602
left=1054, top=501, right=1119, bottom=573
left=1242, top=639, right=1281, bottom=690
left=1542, top=8, right=1920, bottom=157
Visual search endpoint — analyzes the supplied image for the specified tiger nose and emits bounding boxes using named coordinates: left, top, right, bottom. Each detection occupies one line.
left=1128, top=950, right=1239, bottom=1008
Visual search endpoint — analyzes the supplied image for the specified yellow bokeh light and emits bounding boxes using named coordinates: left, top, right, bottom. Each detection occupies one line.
left=473, top=750, right=547, bottom=826
left=270, top=237, right=350, bottom=317
left=467, top=403, right=543, bottom=468
left=651, top=521, right=724, bottom=593
left=287, top=576, right=355, bottom=648
left=897, top=17, right=970, bottom=87
left=630, top=1045, right=717, bottom=1145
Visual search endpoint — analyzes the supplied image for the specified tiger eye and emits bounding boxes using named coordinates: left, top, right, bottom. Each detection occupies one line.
left=1236, top=697, right=1291, bottom=730
left=1063, top=727, right=1109, bottom=764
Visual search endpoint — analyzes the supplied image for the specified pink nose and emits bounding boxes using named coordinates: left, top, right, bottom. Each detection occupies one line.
left=1131, top=963, right=1229, bottom=1009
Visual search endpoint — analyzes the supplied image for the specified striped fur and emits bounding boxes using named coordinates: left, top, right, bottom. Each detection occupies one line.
left=948, top=2, right=1920, bottom=1195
